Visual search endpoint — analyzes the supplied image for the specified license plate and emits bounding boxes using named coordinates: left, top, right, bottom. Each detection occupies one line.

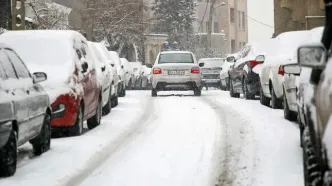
left=168, top=70, right=185, bottom=75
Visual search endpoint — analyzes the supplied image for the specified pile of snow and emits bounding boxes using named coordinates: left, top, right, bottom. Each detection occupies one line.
left=0, top=30, right=92, bottom=103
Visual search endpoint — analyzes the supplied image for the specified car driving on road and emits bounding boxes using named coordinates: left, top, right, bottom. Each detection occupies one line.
left=198, top=58, right=225, bottom=89
left=149, top=51, right=202, bottom=97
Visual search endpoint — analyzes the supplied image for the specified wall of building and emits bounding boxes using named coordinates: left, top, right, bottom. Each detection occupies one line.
left=274, top=0, right=324, bottom=36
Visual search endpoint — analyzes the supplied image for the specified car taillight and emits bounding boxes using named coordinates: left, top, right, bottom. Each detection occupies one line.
left=278, top=65, right=284, bottom=76
left=191, top=67, right=200, bottom=74
left=153, top=68, right=162, bottom=74
left=249, top=60, right=260, bottom=68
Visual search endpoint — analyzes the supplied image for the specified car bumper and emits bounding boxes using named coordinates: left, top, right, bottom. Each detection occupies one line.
left=51, top=94, right=80, bottom=128
left=152, top=75, right=201, bottom=90
left=0, top=121, right=12, bottom=148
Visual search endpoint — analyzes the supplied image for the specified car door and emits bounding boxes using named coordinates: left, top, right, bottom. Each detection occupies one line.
left=233, top=46, right=251, bottom=91
left=0, top=49, right=30, bottom=145
left=5, top=48, right=48, bottom=138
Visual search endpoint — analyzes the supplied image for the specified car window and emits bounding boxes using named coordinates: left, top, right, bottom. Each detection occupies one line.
left=159, top=53, right=194, bottom=63
left=0, top=61, right=6, bottom=80
left=5, top=49, right=30, bottom=78
left=0, top=50, right=17, bottom=79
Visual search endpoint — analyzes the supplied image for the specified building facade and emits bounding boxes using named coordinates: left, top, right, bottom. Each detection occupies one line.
left=195, top=0, right=248, bottom=55
left=274, top=0, right=325, bottom=36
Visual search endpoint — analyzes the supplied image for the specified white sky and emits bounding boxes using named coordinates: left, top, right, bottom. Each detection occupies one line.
left=247, top=0, right=275, bottom=43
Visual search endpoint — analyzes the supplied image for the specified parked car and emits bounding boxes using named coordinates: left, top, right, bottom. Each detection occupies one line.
left=88, top=42, right=113, bottom=115
left=228, top=43, right=266, bottom=99
left=94, top=43, right=119, bottom=107
left=282, top=63, right=301, bottom=121
left=220, top=54, right=237, bottom=91
left=128, top=61, right=143, bottom=90
left=198, top=58, right=225, bottom=88
left=0, top=30, right=102, bottom=136
left=109, top=51, right=126, bottom=97
left=120, top=58, right=134, bottom=90
left=149, top=51, right=202, bottom=97
left=260, top=31, right=311, bottom=109
left=141, top=65, right=152, bottom=90
left=0, top=43, right=51, bottom=177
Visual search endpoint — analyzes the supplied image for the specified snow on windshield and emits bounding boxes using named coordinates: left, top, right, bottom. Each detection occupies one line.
left=159, top=53, right=194, bottom=63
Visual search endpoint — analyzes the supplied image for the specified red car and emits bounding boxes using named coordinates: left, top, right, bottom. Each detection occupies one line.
left=0, top=30, right=103, bottom=136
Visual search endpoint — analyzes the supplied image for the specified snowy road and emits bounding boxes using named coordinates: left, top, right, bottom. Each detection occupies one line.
left=0, top=90, right=304, bottom=186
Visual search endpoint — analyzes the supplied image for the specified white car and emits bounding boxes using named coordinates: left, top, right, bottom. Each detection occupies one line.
left=88, top=41, right=114, bottom=115
left=109, top=51, right=126, bottom=97
left=260, top=30, right=312, bottom=109
left=220, top=53, right=238, bottom=91
left=128, top=61, right=144, bottom=89
left=150, top=51, right=202, bottom=97
left=94, top=43, right=120, bottom=107
left=120, top=58, right=133, bottom=89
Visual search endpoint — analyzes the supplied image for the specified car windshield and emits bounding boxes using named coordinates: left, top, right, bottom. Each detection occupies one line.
left=201, top=59, right=224, bottom=68
left=159, top=53, right=194, bottom=63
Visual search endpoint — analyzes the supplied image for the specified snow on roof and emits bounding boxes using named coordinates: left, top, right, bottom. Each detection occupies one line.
left=160, top=51, right=193, bottom=54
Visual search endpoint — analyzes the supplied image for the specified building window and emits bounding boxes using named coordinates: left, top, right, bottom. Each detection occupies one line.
left=230, top=8, right=235, bottom=23
left=214, top=22, right=219, bottom=33
left=231, top=39, right=235, bottom=53
left=242, top=12, right=246, bottom=30
left=206, top=21, right=209, bottom=32
left=238, top=11, right=241, bottom=29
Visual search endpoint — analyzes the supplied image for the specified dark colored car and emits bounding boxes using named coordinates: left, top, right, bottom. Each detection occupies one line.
left=198, top=58, right=225, bottom=88
left=228, top=44, right=265, bottom=99
left=0, top=43, right=51, bottom=177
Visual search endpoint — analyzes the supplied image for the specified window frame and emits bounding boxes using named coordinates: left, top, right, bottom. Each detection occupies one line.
left=4, top=48, right=31, bottom=79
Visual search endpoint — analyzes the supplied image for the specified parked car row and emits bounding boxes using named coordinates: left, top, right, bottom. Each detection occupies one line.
left=0, top=30, right=130, bottom=177
left=217, top=24, right=332, bottom=185
left=126, top=61, right=152, bottom=90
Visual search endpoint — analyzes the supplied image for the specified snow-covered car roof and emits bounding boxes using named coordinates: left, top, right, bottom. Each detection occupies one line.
left=160, top=51, right=193, bottom=54
left=109, top=51, right=121, bottom=67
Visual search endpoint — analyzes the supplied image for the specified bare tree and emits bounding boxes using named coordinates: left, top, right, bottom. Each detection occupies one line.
left=26, top=0, right=71, bottom=29
left=81, top=0, right=147, bottom=60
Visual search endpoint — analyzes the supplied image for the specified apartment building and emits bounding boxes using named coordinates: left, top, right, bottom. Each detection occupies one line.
left=274, top=0, right=325, bottom=36
left=196, top=0, right=248, bottom=55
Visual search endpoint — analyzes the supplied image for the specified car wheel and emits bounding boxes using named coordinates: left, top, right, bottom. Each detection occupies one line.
left=102, top=88, right=112, bottom=116
left=243, top=77, right=255, bottom=100
left=229, top=79, right=240, bottom=98
left=283, top=90, right=297, bottom=121
left=0, top=129, right=17, bottom=177
left=119, top=83, right=125, bottom=97
left=302, top=127, right=323, bottom=186
left=194, top=88, right=201, bottom=96
left=260, top=86, right=270, bottom=106
left=127, top=80, right=132, bottom=90
left=31, top=113, right=51, bottom=156
left=69, top=104, right=84, bottom=136
left=151, top=88, right=157, bottom=97
left=226, top=77, right=230, bottom=91
left=87, top=97, right=102, bottom=130
left=271, top=84, right=283, bottom=109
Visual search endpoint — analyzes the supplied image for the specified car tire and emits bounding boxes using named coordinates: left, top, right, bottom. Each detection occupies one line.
left=243, top=77, right=255, bottom=100
left=87, top=97, right=102, bottom=130
left=111, top=95, right=118, bottom=108
left=271, top=84, right=283, bottom=109
left=31, top=113, right=51, bottom=156
left=0, top=129, right=17, bottom=177
left=127, top=80, right=132, bottom=90
left=260, top=86, right=270, bottom=106
left=119, top=83, right=125, bottom=97
left=151, top=89, right=157, bottom=97
left=194, top=88, right=201, bottom=96
left=226, top=77, right=231, bottom=91
left=283, top=90, right=297, bottom=121
left=230, top=79, right=240, bottom=98
left=302, top=127, right=323, bottom=186
left=69, top=104, right=84, bottom=136
left=102, top=88, right=112, bottom=116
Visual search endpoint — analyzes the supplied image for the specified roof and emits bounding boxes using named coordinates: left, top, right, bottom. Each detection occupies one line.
left=160, top=51, right=193, bottom=54
left=0, top=30, right=85, bottom=40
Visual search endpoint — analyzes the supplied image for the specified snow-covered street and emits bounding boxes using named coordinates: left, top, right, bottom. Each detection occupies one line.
left=0, top=90, right=303, bottom=186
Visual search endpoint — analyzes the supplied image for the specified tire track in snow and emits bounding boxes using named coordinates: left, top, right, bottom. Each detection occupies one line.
left=60, top=96, right=156, bottom=186
left=203, top=94, right=256, bottom=186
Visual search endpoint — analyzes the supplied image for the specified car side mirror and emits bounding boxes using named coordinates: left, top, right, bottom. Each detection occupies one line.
left=226, top=56, right=236, bottom=63
left=146, top=64, right=153, bottom=68
left=283, top=64, right=301, bottom=75
left=199, top=62, right=204, bottom=67
left=298, top=45, right=326, bottom=69
left=81, top=62, right=89, bottom=73
left=255, top=55, right=265, bottom=63
left=33, top=72, right=47, bottom=83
